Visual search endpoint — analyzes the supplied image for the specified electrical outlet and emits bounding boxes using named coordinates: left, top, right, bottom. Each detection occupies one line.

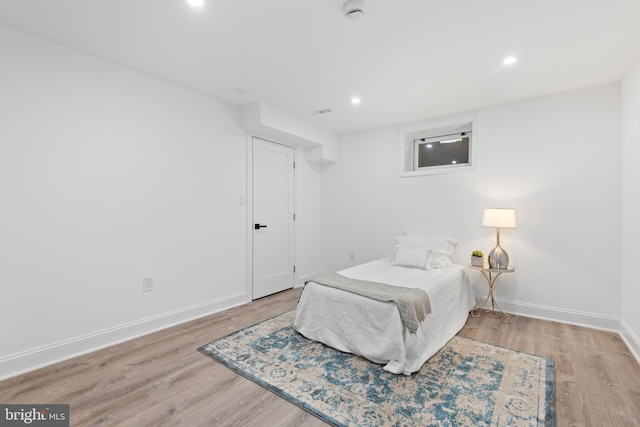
left=143, top=277, right=153, bottom=292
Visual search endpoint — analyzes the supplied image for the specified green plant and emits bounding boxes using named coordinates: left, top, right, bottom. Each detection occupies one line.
left=471, top=250, right=484, bottom=257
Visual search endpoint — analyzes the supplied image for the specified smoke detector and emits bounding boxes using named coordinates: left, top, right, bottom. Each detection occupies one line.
left=343, top=0, right=365, bottom=20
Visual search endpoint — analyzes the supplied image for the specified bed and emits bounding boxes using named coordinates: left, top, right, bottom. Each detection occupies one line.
left=294, top=235, right=475, bottom=375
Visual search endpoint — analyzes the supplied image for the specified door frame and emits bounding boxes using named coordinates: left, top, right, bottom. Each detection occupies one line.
left=245, top=134, right=297, bottom=300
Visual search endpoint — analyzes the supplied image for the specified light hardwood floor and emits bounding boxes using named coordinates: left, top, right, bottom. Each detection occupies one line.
left=1, top=288, right=639, bottom=426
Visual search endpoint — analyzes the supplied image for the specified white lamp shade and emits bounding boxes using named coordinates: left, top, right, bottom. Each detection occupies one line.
left=482, top=208, right=516, bottom=228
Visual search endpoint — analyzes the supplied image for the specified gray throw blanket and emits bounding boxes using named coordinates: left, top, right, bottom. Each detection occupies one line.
left=305, top=272, right=431, bottom=333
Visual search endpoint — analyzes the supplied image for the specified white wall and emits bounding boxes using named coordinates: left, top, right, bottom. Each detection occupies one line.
left=0, top=25, right=252, bottom=378
left=321, top=84, right=622, bottom=327
left=295, top=159, right=324, bottom=281
left=621, top=52, right=640, bottom=358
left=0, top=24, right=325, bottom=379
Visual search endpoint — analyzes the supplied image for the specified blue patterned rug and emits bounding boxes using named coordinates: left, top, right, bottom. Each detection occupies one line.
left=198, top=311, right=555, bottom=426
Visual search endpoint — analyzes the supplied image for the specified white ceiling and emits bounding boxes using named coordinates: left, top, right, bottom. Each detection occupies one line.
left=1, top=0, right=640, bottom=134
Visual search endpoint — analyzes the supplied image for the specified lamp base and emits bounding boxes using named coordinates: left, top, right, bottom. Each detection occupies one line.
left=488, top=245, right=509, bottom=269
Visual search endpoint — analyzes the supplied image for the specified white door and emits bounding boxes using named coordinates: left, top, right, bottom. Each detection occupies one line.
left=252, top=137, right=295, bottom=299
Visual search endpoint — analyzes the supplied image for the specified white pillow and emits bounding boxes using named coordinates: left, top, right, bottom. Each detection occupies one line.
left=395, top=234, right=458, bottom=257
left=392, top=246, right=429, bottom=269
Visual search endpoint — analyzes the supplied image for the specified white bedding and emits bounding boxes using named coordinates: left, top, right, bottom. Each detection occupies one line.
left=294, top=258, right=475, bottom=375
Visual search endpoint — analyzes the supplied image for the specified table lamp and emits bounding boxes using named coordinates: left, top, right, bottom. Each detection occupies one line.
left=482, top=208, right=516, bottom=269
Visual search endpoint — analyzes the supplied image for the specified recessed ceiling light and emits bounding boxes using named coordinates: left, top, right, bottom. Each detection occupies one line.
left=502, top=56, right=517, bottom=66
left=187, top=0, right=204, bottom=8
left=351, top=96, right=361, bottom=105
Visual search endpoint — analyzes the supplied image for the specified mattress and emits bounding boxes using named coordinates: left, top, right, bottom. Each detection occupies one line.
left=294, top=258, right=475, bottom=375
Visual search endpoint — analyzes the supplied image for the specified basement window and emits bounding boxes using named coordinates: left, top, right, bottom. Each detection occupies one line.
left=414, top=132, right=470, bottom=169
left=401, top=122, right=474, bottom=177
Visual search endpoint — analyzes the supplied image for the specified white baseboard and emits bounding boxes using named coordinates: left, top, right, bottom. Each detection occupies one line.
left=296, top=271, right=324, bottom=287
left=5, top=291, right=637, bottom=381
left=475, top=295, right=640, bottom=364
left=485, top=296, right=621, bottom=331
left=0, top=292, right=249, bottom=381
left=620, top=319, right=640, bottom=364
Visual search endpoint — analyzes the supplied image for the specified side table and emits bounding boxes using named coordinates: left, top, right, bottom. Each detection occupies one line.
left=469, top=264, right=515, bottom=323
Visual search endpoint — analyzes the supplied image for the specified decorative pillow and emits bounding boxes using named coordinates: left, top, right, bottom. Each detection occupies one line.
left=426, top=249, right=453, bottom=269
left=392, top=246, right=429, bottom=269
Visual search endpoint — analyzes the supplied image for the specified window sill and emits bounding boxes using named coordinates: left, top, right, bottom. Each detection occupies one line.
left=400, top=164, right=475, bottom=178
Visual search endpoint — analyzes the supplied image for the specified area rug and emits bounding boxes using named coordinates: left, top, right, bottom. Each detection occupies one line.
left=198, top=311, right=555, bottom=426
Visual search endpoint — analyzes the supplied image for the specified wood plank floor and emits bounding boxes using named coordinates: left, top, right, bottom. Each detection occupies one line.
left=1, top=288, right=639, bottom=426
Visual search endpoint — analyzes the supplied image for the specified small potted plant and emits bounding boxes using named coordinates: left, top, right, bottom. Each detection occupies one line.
left=471, top=250, right=484, bottom=267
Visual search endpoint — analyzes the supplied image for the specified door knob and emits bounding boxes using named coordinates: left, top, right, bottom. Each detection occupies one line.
left=254, top=224, right=268, bottom=230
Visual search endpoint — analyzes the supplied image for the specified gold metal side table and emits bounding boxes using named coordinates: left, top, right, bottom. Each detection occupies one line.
left=469, top=264, right=515, bottom=323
